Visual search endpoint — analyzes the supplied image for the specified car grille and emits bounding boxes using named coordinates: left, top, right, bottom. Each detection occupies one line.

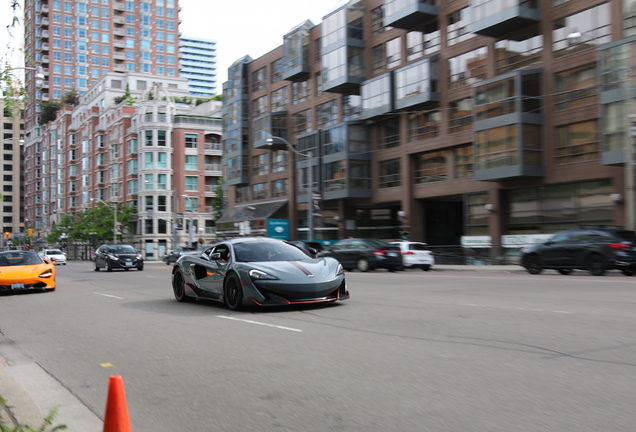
left=0, top=282, right=49, bottom=291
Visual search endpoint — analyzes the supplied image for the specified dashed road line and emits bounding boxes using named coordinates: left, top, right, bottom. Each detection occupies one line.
left=218, top=315, right=303, bottom=332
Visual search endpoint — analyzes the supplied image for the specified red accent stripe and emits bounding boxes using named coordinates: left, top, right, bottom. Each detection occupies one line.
left=288, top=261, right=314, bottom=277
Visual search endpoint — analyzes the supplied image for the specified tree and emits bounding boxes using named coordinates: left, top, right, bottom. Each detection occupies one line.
left=38, top=99, right=63, bottom=125
left=210, top=178, right=224, bottom=221
left=61, top=89, right=80, bottom=106
left=113, top=84, right=136, bottom=106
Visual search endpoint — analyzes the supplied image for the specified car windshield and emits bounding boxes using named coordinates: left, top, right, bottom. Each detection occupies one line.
left=46, top=250, right=64, bottom=255
left=108, top=245, right=137, bottom=254
left=616, top=230, right=636, bottom=243
left=366, top=239, right=393, bottom=248
left=0, top=251, right=45, bottom=266
left=234, top=241, right=312, bottom=262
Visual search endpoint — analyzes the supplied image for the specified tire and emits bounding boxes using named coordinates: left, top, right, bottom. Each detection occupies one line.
left=172, top=271, right=194, bottom=302
left=93, top=261, right=100, bottom=272
left=586, top=254, right=606, bottom=276
left=106, top=260, right=113, bottom=272
left=388, top=266, right=396, bottom=272
left=124, top=267, right=129, bottom=271
left=137, top=264, right=144, bottom=271
left=557, top=269, right=573, bottom=275
left=622, top=269, right=636, bottom=276
left=421, top=265, right=431, bottom=271
left=524, top=254, right=543, bottom=275
left=357, top=259, right=370, bottom=272
left=224, top=273, right=243, bottom=311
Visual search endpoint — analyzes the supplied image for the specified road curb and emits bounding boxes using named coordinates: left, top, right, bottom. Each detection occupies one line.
left=0, top=354, right=46, bottom=428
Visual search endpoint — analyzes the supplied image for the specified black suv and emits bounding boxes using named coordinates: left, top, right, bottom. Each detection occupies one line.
left=521, top=227, right=636, bottom=276
left=94, top=244, right=144, bottom=271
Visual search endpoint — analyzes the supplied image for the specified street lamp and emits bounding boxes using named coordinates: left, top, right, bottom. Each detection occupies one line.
left=266, top=136, right=314, bottom=241
left=182, top=194, right=194, bottom=247
left=91, top=198, right=117, bottom=244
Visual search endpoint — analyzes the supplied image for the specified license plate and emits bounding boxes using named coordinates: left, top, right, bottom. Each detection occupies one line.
left=387, top=252, right=398, bottom=257
left=11, top=283, right=25, bottom=289
left=125, top=262, right=133, bottom=267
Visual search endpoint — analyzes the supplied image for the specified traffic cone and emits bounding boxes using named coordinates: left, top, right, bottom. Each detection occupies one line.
left=103, top=375, right=132, bottom=432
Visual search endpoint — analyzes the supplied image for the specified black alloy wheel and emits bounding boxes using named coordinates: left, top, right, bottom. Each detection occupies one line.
left=224, top=273, right=243, bottom=311
left=586, top=254, right=606, bottom=276
left=557, top=269, right=573, bottom=275
left=106, top=260, right=113, bottom=272
left=173, top=271, right=194, bottom=302
left=524, top=254, right=543, bottom=275
left=622, top=269, right=636, bottom=276
left=93, top=261, right=100, bottom=272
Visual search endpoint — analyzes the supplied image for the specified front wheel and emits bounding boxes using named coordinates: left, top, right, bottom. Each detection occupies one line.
left=557, top=269, right=573, bottom=275
left=93, top=261, right=100, bottom=272
left=421, top=265, right=431, bottom=271
left=586, top=254, right=606, bottom=276
left=137, top=264, right=144, bottom=271
left=106, top=260, right=113, bottom=272
left=173, top=271, right=194, bottom=302
left=524, top=254, right=543, bottom=275
left=357, top=259, right=370, bottom=272
left=622, top=269, right=636, bottom=276
left=224, top=273, right=243, bottom=311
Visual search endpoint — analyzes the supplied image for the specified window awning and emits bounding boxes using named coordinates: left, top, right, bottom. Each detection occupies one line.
left=216, top=199, right=288, bottom=224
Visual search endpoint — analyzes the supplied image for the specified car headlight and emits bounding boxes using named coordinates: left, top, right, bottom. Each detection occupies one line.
left=38, top=270, right=53, bottom=278
left=108, top=254, right=119, bottom=260
left=336, top=263, right=344, bottom=276
left=136, top=255, right=143, bottom=260
left=249, top=269, right=278, bottom=280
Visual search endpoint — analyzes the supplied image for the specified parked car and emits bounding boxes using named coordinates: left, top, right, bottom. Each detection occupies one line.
left=0, top=250, right=56, bottom=292
left=161, top=246, right=197, bottom=265
left=39, top=249, right=67, bottom=265
left=171, top=237, right=349, bottom=310
left=322, top=238, right=402, bottom=272
left=93, top=244, right=144, bottom=271
left=520, top=226, right=636, bottom=276
left=391, top=241, right=434, bottom=271
left=288, top=240, right=325, bottom=257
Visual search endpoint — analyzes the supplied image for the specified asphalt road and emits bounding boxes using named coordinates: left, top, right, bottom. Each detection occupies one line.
left=1, top=262, right=636, bottom=431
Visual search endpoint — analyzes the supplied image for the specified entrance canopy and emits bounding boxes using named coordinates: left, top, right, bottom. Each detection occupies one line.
left=216, top=199, right=288, bottom=224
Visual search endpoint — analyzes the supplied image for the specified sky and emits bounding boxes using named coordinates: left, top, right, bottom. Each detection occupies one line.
left=1, top=1, right=338, bottom=94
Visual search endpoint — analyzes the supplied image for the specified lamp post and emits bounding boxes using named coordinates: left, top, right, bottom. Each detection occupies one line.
left=91, top=198, right=117, bottom=244
left=266, top=136, right=314, bottom=241
left=182, top=194, right=194, bottom=247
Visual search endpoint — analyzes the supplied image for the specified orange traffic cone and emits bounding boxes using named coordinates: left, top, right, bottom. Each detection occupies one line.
left=103, top=375, right=132, bottom=432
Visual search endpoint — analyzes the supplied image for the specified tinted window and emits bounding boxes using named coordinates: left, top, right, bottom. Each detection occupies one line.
left=409, top=243, right=428, bottom=251
left=0, top=251, right=44, bottom=266
left=46, top=250, right=64, bottom=255
left=366, top=239, right=393, bottom=248
left=234, top=241, right=310, bottom=262
left=615, top=230, right=636, bottom=242
left=549, top=231, right=576, bottom=243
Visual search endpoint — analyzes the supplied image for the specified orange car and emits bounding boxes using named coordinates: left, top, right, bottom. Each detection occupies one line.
left=0, top=250, right=56, bottom=292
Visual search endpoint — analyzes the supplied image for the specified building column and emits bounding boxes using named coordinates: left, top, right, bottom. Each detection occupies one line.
left=489, top=188, right=503, bottom=264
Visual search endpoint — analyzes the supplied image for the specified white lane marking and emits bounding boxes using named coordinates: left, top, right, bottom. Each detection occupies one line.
left=94, top=292, right=124, bottom=299
left=218, top=316, right=303, bottom=332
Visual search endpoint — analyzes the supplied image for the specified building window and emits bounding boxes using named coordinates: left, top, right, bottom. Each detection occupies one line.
left=316, top=100, right=338, bottom=129
left=293, top=109, right=312, bottom=136
left=271, top=58, right=283, bottom=83
left=253, top=182, right=268, bottom=200
left=236, top=186, right=249, bottom=203
left=555, top=120, right=599, bottom=164
left=386, top=37, right=401, bottom=70
left=448, top=47, right=488, bottom=90
left=145, top=130, right=152, bottom=146
left=449, top=98, right=473, bottom=134
left=252, top=67, right=267, bottom=92
left=455, top=145, right=474, bottom=179
left=495, top=29, right=542, bottom=75
left=378, top=159, right=401, bottom=188
left=185, top=133, right=198, bottom=148
left=377, top=120, right=400, bottom=149
left=185, top=155, right=198, bottom=170
left=476, top=125, right=519, bottom=170
left=447, top=7, right=473, bottom=47
left=626, top=0, right=636, bottom=37
left=552, top=3, right=611, bottom=58
left=466, top=193, right=489, bottom=236
left=271, top=87, right=288, bottom=111
left=292, top=80, right=311, bottom=105
left=252, top=153, right=269, bottom=176
left=406, top=23, right=440, bottom=61
left=272, top=179, right=289, bottom=197
left=185, top=176, right=198, bottom=191
left=272, top=150, right=287, bottom=172
left=157, top=130, right=166, bottom=146
left=554, top=64, right=597, bottom=111
left=325, top=160, right=347, bottom=192
left=371, top=6, right=385, bottom=36
left=415, top=151, right=447, bottom=184
left=253, top=96, right=268, bottom=117
left=372, top=43, right=385, bottom=75
left=407, top=110, right=441, bottom=142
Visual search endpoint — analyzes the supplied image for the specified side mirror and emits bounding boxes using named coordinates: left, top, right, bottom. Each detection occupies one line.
left=307, top=247, right=318, bottom=257
left=544, top=241, right=554, bottom=246
left=209, top=252, right=221, bottom=261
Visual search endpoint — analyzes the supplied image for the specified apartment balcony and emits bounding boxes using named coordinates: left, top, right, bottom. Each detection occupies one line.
left=113, top=16, right=125, bottom=25
left=471, top=0, right=541, bottom=40
left=41, top=55, right=49, bottom=64
left=204, top=143, right=222, bottom=155
left=40, top=42, right=49, bottom=51
left=40, top=17, right=49, bottom=26
left=113, top=1, right=125, bottom=11
left=204, top=184, right=219, bottom=196
left=41, top=93, right=50, bottom=101
left=113, top=28, right=125, bottom=36
left=394, top=56, right=440, bottom=111
left=205, top=163, right=222, bottom=175
left=113, top=52, right=125, bottom=60
left=473, top=69, right=544, bottom=181
left=40, top=4, right=49, bottom=13
left=282, top=20, right=313, bottom=82
left=40, top=30, right=49, bottom=38
left=252, top=113, right=288, bottom=150
left=361, top=73, right=394, bottom=120
left=384, top=0, right=439, bottom=30
left=114, top=64, right=125, bottom=72
left=113, top=40, right=125, bottom=48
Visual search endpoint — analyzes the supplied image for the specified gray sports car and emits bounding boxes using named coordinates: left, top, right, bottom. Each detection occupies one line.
left=171, top=237, right=349, bottom=310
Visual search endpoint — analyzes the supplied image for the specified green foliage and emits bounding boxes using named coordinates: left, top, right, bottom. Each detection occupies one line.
left=210, top=178, right=224, bottom=221
left=60, top=90, right=79, bottom=107
left=113, top=84, right=136, bottom=106
left=38, top=100, right=63, bottom=125
left=1, top=65, right=26, bottom=119
left=211, top=94, right=222, bottom=101
left=45, top=203, right=138, bottom=244
left=0, top=397, right=67, bottom=432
